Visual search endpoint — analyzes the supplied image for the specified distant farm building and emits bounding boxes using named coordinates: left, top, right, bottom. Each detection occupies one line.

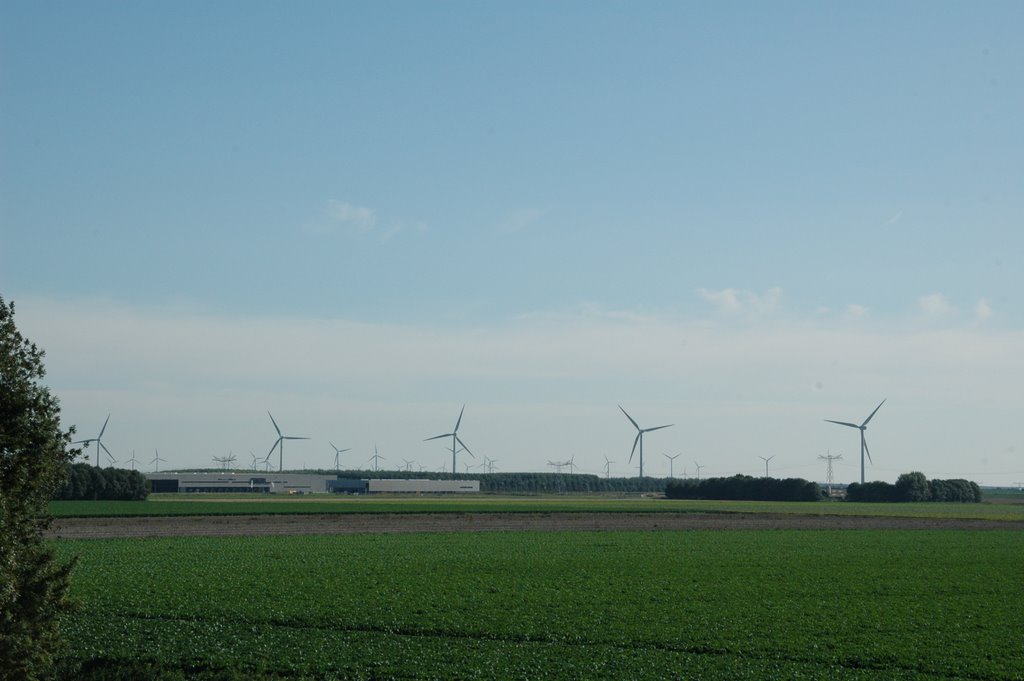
left=145, top=473, right=479, bottom=495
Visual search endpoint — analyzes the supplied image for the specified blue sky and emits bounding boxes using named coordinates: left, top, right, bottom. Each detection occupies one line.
left=3, top=2, right=1022, bottom=483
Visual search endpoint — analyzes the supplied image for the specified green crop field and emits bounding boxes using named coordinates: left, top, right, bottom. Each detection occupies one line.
left=49, top=495, right=1024, bottom=521
left=53, top=530, right=1023, bottom=679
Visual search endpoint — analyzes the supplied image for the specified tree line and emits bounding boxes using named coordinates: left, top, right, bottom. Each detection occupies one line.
left=55, top=463, right=149, bottom=501
left=310, top=469, right=674, bottom=494
left=846, top=471, right=982, bottom=503
left=664, top=474, right=822, bottom=502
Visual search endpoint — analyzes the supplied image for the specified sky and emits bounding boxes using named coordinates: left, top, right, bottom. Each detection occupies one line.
left=2, top=1, right=1022, bottom=484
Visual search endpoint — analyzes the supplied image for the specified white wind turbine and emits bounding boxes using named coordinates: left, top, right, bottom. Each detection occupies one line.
left=424, top=405, right=474, bottom=475
left=151, top=449, right=165, bottom=472
left=266, top=411, right=310, bottom=473
left=619, top=405, right=673, bottom=479
left=603, top=455, right=615, bottom=479
left=329, top=442, right=351, bottom=472
left=824, top=399, right=886, bottom=484
left=759, top=455, right=775, bottom=477
left=663, top=453, right=680, bottom=478
left=73, top=414, right=112, bottom=467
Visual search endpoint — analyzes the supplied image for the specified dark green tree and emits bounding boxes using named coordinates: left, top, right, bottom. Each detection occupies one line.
left=0, top=297, right=77, bottom=679
left=895, top=471, right=931, bottom=502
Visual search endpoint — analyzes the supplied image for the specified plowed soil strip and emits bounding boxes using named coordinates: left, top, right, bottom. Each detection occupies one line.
left=47, top=512, right=1024, bottom=539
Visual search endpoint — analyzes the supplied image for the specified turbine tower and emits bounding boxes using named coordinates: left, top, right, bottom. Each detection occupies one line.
left=72, top=414, right=112, bottom=467
left=619, top=405, right=673, bottom=478
left=759, top=455, right=775, bottom=478
left=424, top=404, right=474, bottom=475
left=266, top=411, right=310, bottom=473
left=824, top=399, right=885, bottom=484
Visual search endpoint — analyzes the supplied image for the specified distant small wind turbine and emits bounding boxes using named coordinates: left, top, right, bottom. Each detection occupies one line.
left=403, top=458, right=415, bottom=472
left=73, top=414, right=112, bottom=467
left=367, top=445, right=385, bottom=471
left=603, top=455, right=615, bottom=479
left=127, top=450, right=139, bottom=471
left=266, top=411, right=310, bottom=472
left=824, top=399, right=885, bottom=485
left=759, top=455, right=775, bottom=478
left=694, top=461, right=704, bottom=480
left=250, top=451, right=260, bottom=471
left=424, top=404, right=474, bottom=475
left=151, top=449, right=165, bottom=472
left=619, top=405, right=673, bottom=478
left=663, top=453, right=680, bottom=478
left=329, top=442, right=351, bottom=472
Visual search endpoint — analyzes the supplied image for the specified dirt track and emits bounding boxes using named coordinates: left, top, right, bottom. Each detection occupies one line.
left=47, top=512, right=1024, bottom=539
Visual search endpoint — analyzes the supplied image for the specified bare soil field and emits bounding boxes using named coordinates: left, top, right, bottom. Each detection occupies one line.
left=47, top=512, right=1024, bottom=539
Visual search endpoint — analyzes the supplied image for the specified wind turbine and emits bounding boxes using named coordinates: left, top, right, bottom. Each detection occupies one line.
left=367, top=445, right=385, bottom=471
left=73, top=414, right=112, bottom=467
left=694, top=461, right=704, bottom=480
left=619, top=405, right=673, bottom=478
left=603, top=455, right=615, bottom=479
left=127, top=450, right=139, bottom=471
left=663, top=453, right=680, bottom=478
left=151, top=449, right=165, bottom=472
left=759, top=455, right=775, bottom=478
left=403, top=458, right=415, bottom=473
left=266, top=411, right=310, bottom=473
left=329, top=442, right=351, bottom=472
left=824, top=399, right=886, bottom=484
left=424, top=404, right=474, bottom=475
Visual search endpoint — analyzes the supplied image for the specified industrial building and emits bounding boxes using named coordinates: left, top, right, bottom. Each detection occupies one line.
left=146, top=472, right=479, bottom=495
left=329, top=479, right=481, bottom=494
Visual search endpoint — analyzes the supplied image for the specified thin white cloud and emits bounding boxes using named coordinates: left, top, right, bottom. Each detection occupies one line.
left=697, top=287, right=782, bottom=316
left=844, top=304, right=868, bottom=320
left=918, top=293, right=951, bottom=316
left=327, top=200, right=377, bottom=231
left=497, top=207, right=549, bottom=234
left=975, top=298, right=993, bottom=321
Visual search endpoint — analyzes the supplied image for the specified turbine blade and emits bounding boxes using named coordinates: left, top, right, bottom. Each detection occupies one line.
left=863, top=432, right=873, bottom=464
left=861, top=398, right=887, bottom=427
left=824, top=419, right=860, bottom=428
left=268, top=411, right=282, bottom=436
left=454, top=404, right=465, bottom=433
left=339, top=448, right=351, bottom=454
left=99, top=413, right=111, bottom=438
left=268, top=437, right=282, bottom=458
left=284, top=436, right=310, bottom=440
left=629, top=432, right=641, bottom=462
left=423, top=433, right=452, bottom=442
left=644, top=424, right=673, bottom=433
left=456, top=436, right=474, bottom=458
left=619, top=405, right=640, bottom=431
left=100, top=442, right=112, bottom=456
